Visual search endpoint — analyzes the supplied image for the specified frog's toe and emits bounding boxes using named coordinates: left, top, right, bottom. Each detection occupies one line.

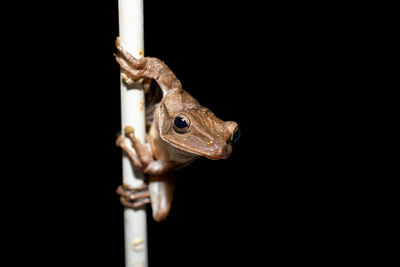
left=124, top=125, right=135, bottom=135
left=116, top=184, right=151, bottom=210
left=116, top=135, right=126, bottom=147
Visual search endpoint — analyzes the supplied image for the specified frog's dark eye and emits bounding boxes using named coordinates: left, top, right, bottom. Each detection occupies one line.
left=231, top=127, right=241, bottom=143
left=173, top=114, right=191, bottom=133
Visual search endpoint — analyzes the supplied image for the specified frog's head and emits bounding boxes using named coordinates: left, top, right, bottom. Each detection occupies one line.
left=156, top=89, right=240, bottom=160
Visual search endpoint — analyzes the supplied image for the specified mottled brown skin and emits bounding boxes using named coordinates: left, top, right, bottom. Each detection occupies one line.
left=115, top=37, right=239, bottom=221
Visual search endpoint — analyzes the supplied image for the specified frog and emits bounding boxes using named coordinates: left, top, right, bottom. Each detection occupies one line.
left=114, top=37, right=240, bottom=221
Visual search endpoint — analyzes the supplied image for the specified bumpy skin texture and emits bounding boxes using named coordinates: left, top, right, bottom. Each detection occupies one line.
left=115, top=37, right=239, bottom=221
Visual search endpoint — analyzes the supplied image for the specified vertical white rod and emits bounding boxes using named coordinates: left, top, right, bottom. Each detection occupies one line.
left=118, top=1, right=148, bottom=267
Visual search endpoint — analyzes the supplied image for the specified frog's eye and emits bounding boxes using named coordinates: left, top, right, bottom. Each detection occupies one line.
left=231, top=127, right=241, bottom=143
left=173, top=114, right=191, bottom=134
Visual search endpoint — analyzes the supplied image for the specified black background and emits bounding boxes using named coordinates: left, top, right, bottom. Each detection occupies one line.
left=2, top=1, right=370, bottom=266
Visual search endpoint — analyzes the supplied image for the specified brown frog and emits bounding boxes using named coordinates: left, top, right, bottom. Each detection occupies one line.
left=115, top=37, right=240, bottom=221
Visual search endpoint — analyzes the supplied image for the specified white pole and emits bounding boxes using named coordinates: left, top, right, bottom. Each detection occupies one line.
left=118, top=1, right=148, bottom=267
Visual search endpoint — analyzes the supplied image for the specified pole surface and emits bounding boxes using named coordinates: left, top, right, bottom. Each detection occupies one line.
left=118, top=0, right=148, bottom=266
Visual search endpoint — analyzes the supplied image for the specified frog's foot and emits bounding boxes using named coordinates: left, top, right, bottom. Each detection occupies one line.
left=115, top=37, right=146, bottom=84
left=116, top=126, right=175, bottom=176
left=117, top=126, right=154, bottom=169
left=116, top=134, right=144, bottom=171
left=116, top=183, right=151, bottom=209
left=115, top=37, right=182, bottom=92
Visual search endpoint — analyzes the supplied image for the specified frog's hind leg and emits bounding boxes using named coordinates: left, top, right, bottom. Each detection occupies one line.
left=148, top=174, right=175, bottom=222
left=116, top=184, right=151, bottom=209
left=115, top=37, right=182, bottom=92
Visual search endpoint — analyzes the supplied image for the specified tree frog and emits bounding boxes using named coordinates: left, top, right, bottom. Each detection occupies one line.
left=114, top=37, right=240, bottom=221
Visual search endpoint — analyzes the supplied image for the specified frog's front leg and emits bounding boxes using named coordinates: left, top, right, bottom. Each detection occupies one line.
left=115, top=127, right=153, bottom=209
left=120, top=126, right=176, bottom=176
left=116, top=126, right=177, bottom=220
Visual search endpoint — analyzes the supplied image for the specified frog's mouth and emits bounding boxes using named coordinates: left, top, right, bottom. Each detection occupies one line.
left=197, top=143, right=232, bottom=160
left=169, top=140, right=232, bottom=160
left=203, top=145, right=232, bottom=160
